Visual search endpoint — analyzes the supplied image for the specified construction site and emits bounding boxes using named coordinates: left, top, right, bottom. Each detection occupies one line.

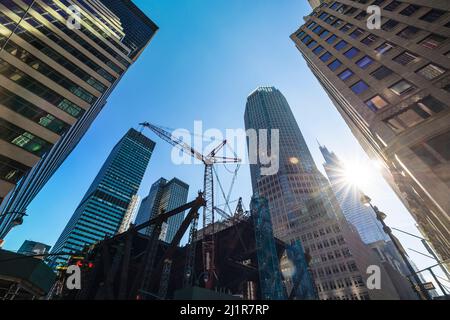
left=48, top=122, right=317, bottom=300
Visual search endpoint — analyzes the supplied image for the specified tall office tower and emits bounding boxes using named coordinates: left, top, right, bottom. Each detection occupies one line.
left=118, top=194, right=140, bottom=234
left=17, top=240, right=51, bottom=257
left=319, top=145, right=389, bottom=244
left=0, top=0, right=158, bottom=241
left=50, top=129, right=155, bottom=267
left=291, top=0, right=450, bottom=270
left=134, top=177, right=189, bottom=243
left=319, top=145, right=413, bottom=276
left=244, top=86, right=400, bottom=300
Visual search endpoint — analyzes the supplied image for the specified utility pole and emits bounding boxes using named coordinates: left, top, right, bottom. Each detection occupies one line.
left=360, top=194, right=432, bottom=300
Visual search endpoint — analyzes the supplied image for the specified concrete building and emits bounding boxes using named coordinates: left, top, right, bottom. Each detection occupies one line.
left=50, top=129, right=155, bottom=267
left=135, top=177, right=189, bottom=243
left=244, top=86, right=400, bottom=300
left=0, top=0, right=158, bottom=241
left=118, top=194, right=140, bottom=234
left=291, top=0, right=450, bottom=270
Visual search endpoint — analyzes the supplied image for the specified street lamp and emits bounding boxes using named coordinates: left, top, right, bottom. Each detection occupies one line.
left=360, top=194, right=432, bottom=300
left=1, top=211, right=28, bottom=227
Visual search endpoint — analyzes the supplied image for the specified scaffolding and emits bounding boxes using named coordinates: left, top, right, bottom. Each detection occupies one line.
left=286, top=240, right=318, bottom=300
left=250, top=196, right=286, bottom=300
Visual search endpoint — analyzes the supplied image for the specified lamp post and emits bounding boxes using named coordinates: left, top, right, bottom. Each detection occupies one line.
left=360, top=194, right=431, bottom=300
left=0, top=211, right=28, bottom=246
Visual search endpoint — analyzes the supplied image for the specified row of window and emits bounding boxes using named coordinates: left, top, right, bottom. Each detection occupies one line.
left=3, top=40, right=96, bottom=104
left=0, top=85, right=70, bottom=135
left=0, top=58, right=84, bottom=118
left=0, top=153, right=30, bottom=184
left=329, top=1, right=447, bottom=24
left=0, top=10, right=110, bottom=92
left=384, top=95, right=447, bottom=133
left=0, top=118, right=53, bottom=157
left=316, top=274, right=365, bottom=293
left=299, top=23, right=448, bottom=113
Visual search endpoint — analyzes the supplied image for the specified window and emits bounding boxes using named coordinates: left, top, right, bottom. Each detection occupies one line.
left=420, top=34, right=447, bottom=49
left=328, top=59, right=342, bottom=71
left=427, top=131, right=450, bottom=161
left=361, top=34, right=378, bottom=46
left=343, top=7, right=356, bottom=15
left=327, top=34, right=338, bottom=44
left=400, top=4, right=421, bottom=17
left=384, top=1, right=401, bottom=12
left=366, top=95, right=388, bottom=111
left=313, top=25, right=324, bottom=34
left=382, top=19, right=399, bottom=31
left=301, top=35, right=312, bottom=44
left=330, top=2, right=341, bottom=10
left=320, top=52, right=332, bottom=62
left=356, top=56, right=374, bottom=69
left=416, top=64, right=446, bottom=80
left=320, top=30, right=330, bottom=39
left=319, top=12, right=328, bottom=20
left=350, top=28, right=364, bottom=39
left=390, top=80, right=415, bottom=95
left=420, top=9, right=446, bottom=23
left=313, top=45, right=325, bottom=55
left=375, top=42, right=395, bottom=54
left=325, top=15, right=336, bottom=24
left=344, top=47, right=360, bottom=59
left=355, top=11, right=367, bottom=21
left=418, top=95, right=447, bottom=113
left=338, top=69, right=354, bottom=80
left=341, top=23, right=353, bottom=33
left=397, top=26, right=421, bottom=40
left=371, top=66, right=393, bottom=80
left=393, top=51, right=419, bottom=65
left=385, top=96, right=446, bottom=133
left=351, top=81, right=369, bottom=94
left=411, top=144, right=440, bottom=166
left=307, top=40, right=318, bottom=48
left=307, top=22, right=316, bottom=29
left=332, top=19, right=344, bottom=29
left=295, top=31, right=305, bottom=39
left=334, top=40, right=348, bottom=50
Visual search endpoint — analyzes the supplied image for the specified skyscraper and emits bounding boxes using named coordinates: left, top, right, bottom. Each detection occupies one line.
left=244, top=86, right=400, bottom=300
left=50, top=129, right=155, bottom=267
left=17, top=240, right=51, bottom=257
left=290, top=0, right=449, bottom=269
left=319, top=145, right=414, bottom=279
left=134, top=177, right=189, bottom=243
left=319, top=145, right=388, bottom=244
left=0, top=0, right=158, bottom=240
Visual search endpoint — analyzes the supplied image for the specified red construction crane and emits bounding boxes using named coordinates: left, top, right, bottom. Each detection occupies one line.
left=139, top=122, right=240, bottom=289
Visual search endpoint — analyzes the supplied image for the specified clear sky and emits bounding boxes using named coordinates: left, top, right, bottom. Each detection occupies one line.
left=3, top=0, right=440, bottom=277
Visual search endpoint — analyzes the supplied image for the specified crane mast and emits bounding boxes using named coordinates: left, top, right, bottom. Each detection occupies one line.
left=139, top=122, right=240, bottom=289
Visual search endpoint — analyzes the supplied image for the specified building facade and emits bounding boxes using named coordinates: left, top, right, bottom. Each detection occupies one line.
left=0, top=0, right=158, bottom=240
left=135, top=177, right=189, bottom=243
left=244, top=86, right=400, bottom=300
left=17, top=240, right=51, bottom=256
left=50, top=129, right=155, bottom=267
left=290, top=0, right=450, bottom=269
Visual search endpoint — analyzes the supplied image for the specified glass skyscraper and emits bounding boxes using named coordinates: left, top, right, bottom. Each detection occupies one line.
left=134, top=177, right=189, bottom=243
left=50, top=129, right=155, bottom=267
left=319, top=145, right=388, bottom=244
left=0, top=0, right=158, bottom=241
left=291, top=0, right=449, bottom=270
left=244, top=86, right=401, bottom=300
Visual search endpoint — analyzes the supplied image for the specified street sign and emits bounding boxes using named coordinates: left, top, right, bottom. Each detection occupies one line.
left=416, top=282, right=436, bottom=291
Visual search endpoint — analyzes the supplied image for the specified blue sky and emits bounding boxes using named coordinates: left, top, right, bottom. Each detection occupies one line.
left=3, top=0, right=439, bottom=274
